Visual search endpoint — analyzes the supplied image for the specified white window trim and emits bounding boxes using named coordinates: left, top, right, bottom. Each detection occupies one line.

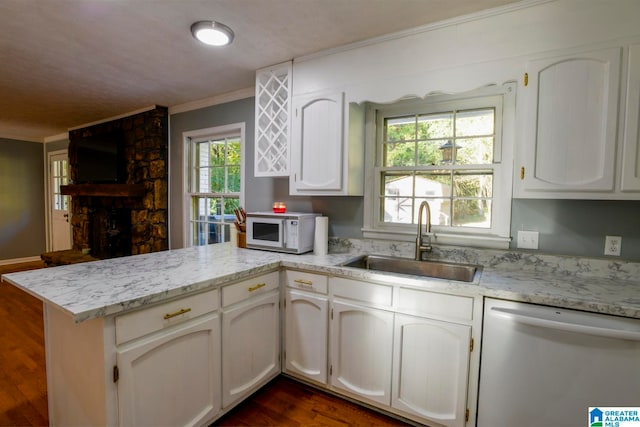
left=182, top=123, right=246, bottom=247
left=362, top=83, right=515, bottom=249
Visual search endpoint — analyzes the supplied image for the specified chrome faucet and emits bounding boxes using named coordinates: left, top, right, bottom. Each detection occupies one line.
left=415, top=201, right=432, bottom=260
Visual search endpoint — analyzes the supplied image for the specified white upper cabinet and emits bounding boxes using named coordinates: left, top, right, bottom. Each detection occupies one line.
left=517, top=47, right=622, bottom=195
left=290, top=91, right=364, bottom=195
left=254, top=61, right=292, bottom=177
left=621, top=44, right=640, bottom=191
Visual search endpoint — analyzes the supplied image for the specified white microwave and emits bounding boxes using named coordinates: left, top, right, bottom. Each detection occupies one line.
left=246, top=212, right=320, bottom=254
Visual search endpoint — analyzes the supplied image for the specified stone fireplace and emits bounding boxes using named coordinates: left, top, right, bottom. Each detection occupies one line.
left=64, top=106, right=169, bottom=258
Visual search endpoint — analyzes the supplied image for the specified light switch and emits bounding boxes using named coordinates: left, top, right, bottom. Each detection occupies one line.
left=517, top=230, right=539, bottom=250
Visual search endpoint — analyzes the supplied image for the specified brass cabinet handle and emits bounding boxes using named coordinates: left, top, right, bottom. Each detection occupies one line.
left=163, top=308, right=192, bottom=320
left=248, top=283, right=266, bottom=292
left=294, top=279, right=313, bottom=286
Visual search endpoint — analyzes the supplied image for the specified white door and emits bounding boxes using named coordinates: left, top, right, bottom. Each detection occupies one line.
left=284, top=290, right=328, bottom=384
left=49, top=150, right=71, bottom=251
left=392, top=314, right=471, bottom=427
left=330, top=300, right=393, bottom=406
left=221, top=290, right=280, bottom=408
left=117, top=313, right=222, bottom=427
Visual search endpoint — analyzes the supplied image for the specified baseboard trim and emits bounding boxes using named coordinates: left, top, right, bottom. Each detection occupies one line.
left=0, top=256, right=42, bottom=266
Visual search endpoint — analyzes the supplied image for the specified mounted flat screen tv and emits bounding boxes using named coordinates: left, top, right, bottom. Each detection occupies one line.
left=75, top=130, right=126, bottom=184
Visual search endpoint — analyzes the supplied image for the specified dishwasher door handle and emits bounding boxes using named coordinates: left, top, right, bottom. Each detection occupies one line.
left=490, top=307, right=640, bottom=342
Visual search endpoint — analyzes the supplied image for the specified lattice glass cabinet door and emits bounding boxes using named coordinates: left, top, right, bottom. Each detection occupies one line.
left=254, top=61, right=292, bottom=177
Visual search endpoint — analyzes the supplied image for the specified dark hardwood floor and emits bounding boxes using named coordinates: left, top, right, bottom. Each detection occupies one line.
left=1, top=261, right=410, bottom=427
left=215, top=376, right=410, bottom=426
left=0, top=261, right=48, bottom=427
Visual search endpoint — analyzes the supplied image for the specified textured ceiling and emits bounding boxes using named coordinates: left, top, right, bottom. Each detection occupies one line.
left=0, top=0, right=521, bottom=142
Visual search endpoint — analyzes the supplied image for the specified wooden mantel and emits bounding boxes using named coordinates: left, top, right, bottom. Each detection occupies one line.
left=60, top=184, right=146, bottom=197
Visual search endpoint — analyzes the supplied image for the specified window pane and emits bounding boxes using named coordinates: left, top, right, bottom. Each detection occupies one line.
left=453, top=199, right=492, bottom=228
left=209, top=141, right=226, bottom=166
left=383, top=172, right=413, bottom=197
left=227, top=140, right=241, bottom=165
left=384, top=142, right=415, bottom=167
left=415, top=198, right=451, bottom=226
left=416, top=141, right=445, bottom=166
left=417, top=112, right=453, bottom=139
left=453, top=170, right=493, bottom=197
left=385, top=116, right=415, bottom=142
left=227, top=166, right=241, bottom=192
left=382, top=196, right=413, bottom=223
left=196, top=167, right=210, bottom=192
left=223, top=198, right=240, bottom=215
left=455, top=137, right=494, bottom=165
left=456, top=109, right=494, bottom=137
left=209, top=167, right=225, bottom=192
left=198, top=142, right=209, bottom=167
left=415, top=171, right=452, bottom=197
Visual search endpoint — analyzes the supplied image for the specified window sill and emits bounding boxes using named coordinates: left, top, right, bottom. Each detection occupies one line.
left=361, top=228, right=511, bottom=250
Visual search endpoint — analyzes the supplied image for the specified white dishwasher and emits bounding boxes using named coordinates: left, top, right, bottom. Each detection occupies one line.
left=478, top=298, right=640, bottom=427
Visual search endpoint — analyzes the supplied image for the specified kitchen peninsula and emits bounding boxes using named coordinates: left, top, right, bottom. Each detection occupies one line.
left=3, top=242, right=640, bottom=426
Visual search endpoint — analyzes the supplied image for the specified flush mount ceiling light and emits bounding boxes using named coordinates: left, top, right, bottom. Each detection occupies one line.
left=191, top=21, right=234, bottom=47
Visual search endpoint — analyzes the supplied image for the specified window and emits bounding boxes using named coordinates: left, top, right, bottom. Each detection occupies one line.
left=364, top=85, right=514, bottom=248
left=51, top=155, right=69, bottom=212
left=185, top=124, right=245, bottom=246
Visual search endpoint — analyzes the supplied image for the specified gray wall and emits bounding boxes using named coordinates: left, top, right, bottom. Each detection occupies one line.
left=0, top=138, right=46, bottom=260
left=511, top=199, right=640, bottom=260
left=169, top=97, right=640, bottom=261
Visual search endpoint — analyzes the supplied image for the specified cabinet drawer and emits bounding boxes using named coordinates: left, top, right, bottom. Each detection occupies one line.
left=285, top=270, right=328, bottom=294
left=397, top=287, right=473, bottom=323
left=115, top=288, right=219, bottom=345
left=330, top=277, right=393, bottom=307
left=221, top=271, right=280, bottom=307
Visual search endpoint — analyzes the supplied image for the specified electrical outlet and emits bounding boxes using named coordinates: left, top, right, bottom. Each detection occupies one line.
left=604, top=235, right=622, bottom=256
left=517, top=230, right=539, bottom=250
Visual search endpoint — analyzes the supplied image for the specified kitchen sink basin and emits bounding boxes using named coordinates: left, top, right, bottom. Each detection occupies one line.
left=341, top=255, right=481, bottom=283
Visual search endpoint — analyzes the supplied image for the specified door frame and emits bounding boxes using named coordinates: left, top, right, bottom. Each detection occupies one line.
left=46, top=149, right=70, bottom=252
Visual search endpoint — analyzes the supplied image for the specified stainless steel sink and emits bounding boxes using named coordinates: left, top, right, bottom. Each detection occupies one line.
left=341, top=255, right=481, bottom=283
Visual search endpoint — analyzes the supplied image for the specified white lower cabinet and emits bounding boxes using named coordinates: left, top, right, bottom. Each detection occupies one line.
left=392, top=314, right=471, bottom=427
left=221, top=289, right=280, bottom=408
left=329, top=300, right=394, bottom=406
left=116, top=313, right=221, bottom=426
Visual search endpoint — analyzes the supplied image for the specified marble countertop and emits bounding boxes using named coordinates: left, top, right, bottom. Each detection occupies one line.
left=3, top=241, right=640, bottom=322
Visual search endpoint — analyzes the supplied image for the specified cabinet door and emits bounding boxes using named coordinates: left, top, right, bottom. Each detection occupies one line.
left=392, top=314, right=471, bottom=427
left=221, top=290, right=280, bottom=408
left=117, top=313, right=221, bottom=427
left=330, top=300, right=393, bottom=406
left=291, top=92, right=345, bottom=192
left=621, top=44, right=640, bottom=191
left=520, top=47, right=621, bottom=192
left=285, top=290, right=328, bottom=383
left=255, top=61, right=292, bottom=177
